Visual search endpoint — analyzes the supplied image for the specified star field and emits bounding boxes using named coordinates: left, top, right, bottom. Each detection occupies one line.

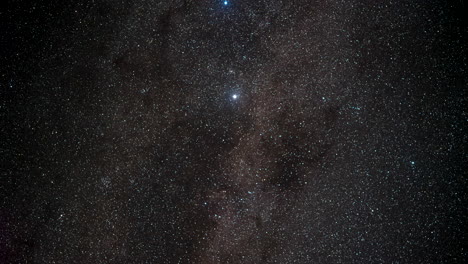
left=1, top=0, right=467, bottom=263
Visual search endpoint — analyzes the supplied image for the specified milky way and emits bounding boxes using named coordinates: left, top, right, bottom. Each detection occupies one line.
left=1, top=0, right=467, bottom=263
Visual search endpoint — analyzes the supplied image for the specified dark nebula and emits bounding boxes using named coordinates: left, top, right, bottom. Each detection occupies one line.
left=1, top=0, right=467, bottom=263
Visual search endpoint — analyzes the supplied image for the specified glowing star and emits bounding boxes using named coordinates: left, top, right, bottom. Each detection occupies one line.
left=232, top=94, right=238, bottom=99
left=223, top=1, right=228, bottom=5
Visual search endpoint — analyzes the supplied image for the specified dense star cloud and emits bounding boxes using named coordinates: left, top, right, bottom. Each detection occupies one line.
left=1, top=0, right=467, bottom=263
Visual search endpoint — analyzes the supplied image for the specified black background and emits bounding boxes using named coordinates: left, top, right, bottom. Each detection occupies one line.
left=1, top=0, right=467, bottom=263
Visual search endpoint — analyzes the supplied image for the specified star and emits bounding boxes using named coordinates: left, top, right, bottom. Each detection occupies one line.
left=232, top=94, right=238, bottom=100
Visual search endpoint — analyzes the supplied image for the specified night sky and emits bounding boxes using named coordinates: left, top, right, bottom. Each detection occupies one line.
left=1, top=0, right=467, bottom=263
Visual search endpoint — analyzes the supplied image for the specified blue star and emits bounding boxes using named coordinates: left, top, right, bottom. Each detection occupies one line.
left=223, top=1, right=228, bottom=6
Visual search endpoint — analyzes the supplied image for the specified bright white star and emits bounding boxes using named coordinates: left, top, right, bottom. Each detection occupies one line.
left=232, top=94, right=238, bottom=99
